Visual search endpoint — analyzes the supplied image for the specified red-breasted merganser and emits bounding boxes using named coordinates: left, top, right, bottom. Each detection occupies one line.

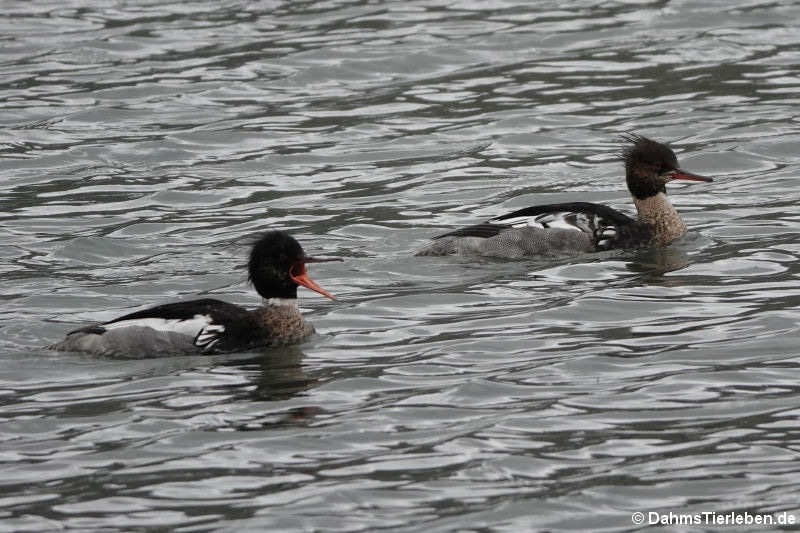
left=415, top=135, right=713, bottom=258
left=48, top=231, right=342, bottom=357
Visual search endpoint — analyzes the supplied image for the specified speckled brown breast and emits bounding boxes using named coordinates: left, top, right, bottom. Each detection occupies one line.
left=252, top=305, right=315, bottom=347
left=633, top=192, right=688, bottom=246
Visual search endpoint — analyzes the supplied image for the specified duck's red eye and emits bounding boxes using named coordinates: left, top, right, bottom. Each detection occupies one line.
left=290, top=262, right=306, bottom=277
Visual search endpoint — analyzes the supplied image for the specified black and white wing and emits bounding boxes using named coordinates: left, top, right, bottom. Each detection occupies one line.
left=488, top=202, right=641, bottom=250
left=71, top=298, right=255, bottom=354
left=432, top=202, right=645, bottom=250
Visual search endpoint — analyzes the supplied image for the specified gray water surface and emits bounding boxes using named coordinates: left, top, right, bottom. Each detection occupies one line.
left=2, top=1, right=800, bottom=531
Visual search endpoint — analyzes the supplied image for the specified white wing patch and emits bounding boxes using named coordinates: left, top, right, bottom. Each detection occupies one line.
left=103, top=314, right=215, bottom=338
left=493, top=215, right=548, bottom=229
left=596, top=228, right=618, bottom=249
left=195, top=324, right=226, bottom=351
left=492, top=212, right=597, bottom=233
left=101, top=313, right=228, bottom=353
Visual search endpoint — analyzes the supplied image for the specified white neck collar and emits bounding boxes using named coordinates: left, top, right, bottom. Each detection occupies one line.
left=263, top=297, right=298, bottom=308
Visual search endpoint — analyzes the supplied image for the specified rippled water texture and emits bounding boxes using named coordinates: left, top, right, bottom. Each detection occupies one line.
left=2, top=1, right=800, bottom=531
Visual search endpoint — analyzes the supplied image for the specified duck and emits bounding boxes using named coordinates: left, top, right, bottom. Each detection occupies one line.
left=48, top=230, right=341, bottom=357
left=415, top=135, right=713, bottom=258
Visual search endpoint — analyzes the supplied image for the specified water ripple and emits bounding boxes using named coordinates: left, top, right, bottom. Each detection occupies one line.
left=2, top=0, right=800, bottom=531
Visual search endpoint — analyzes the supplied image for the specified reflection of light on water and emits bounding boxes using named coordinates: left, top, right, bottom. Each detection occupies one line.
left=2, top=0, right=800, bottom=530
left=218, top=346, right=318, bottom=403
left=625, top=232, right=718, bottom=279
left=627, top=246, right=691, bottom=277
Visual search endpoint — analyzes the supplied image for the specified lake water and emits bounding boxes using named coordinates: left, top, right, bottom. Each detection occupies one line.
left=2, top=1, right=800, bottom=531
